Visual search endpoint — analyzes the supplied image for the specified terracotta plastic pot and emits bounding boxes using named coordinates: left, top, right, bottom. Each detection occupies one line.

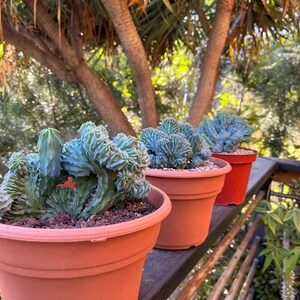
left=0, top=186, right=171, bottom=300
left=212, top=150, right=257, bottom=205
left=143, top=157, right=231, bottom=250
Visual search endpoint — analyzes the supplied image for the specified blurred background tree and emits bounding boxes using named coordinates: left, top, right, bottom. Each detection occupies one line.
left=211, top=39, right=300, bottom=159
left=0, top=0, right=299, bottom=178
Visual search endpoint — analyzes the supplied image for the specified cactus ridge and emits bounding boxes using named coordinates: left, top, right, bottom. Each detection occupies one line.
left=158, top=117, right=180, bottom=135
left=141, top=118, right=211, bottom=169
left=79, top=169, right=115, bottom=219
left=8, top=152, right=28, bottom=176
left=45, top=187, right=75, bottom=218
left=79, top=122, right=128, bottom=171
left=61, top=122, right=151, bottom=218
left=70, top=176, right=98, bottom=218
left=0, top=172, right=21, bottom=218
left=38, top=128, right=63, bottom=196
left=140, top=128, right=167, bottom=154
left=114, top=169, right=151, bottom=204
left=197, top=112, right=254, bottom=153
left=62, top=139, right=96, bottom=177
left=0, top=152, right=46, bottom=221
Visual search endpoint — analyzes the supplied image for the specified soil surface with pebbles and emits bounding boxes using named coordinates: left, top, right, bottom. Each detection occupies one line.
left=3, top=199, right=156, bottom=229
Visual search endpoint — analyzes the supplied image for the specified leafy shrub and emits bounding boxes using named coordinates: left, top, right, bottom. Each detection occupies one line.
left=256, top=198, right=300, bottom=299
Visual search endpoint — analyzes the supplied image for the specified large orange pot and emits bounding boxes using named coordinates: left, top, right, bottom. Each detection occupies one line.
left=0, top=186, right=171, bottom=300
left=212, top=150, right=257, bottom=205
left=143, top=158, right=231, bottom=250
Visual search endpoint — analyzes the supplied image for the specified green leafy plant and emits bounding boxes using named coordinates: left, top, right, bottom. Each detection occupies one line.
left=196, top=111, right=254, bottom=153
left=0, top=122, right=151, bottom=221
left=140, top=117, right=211, bottom=169
left=253, top=262, right=281, bottom=300
left=256, top=199, right=300, bottom=299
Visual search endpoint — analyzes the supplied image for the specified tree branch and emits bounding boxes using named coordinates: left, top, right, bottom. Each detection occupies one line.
left=23, top=0, right=80, bottom=68
left=21, top=28, right=53, bottom=54
left=2, top=21, right=78, bottom=83
left=69, top=1, right=84, bottom=62
left=188, top=0, right=236, bottom=127
left=101, top=0, right=158, bottom=128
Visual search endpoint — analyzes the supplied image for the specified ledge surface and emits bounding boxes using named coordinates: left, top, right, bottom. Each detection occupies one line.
left=139, top=157, right=278, bottom=300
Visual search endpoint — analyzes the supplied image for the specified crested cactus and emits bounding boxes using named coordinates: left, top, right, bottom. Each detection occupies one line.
left=61, top=122, right=151, bottom=216
left=38, top=128, right=63, bottom=196
left=0, top=122, right=151, bottom=222
left=0, top=128, right=64, bottom=221
left=196, top=112, right=254, bottom=153
left=140, top=118, right=211, bottom=169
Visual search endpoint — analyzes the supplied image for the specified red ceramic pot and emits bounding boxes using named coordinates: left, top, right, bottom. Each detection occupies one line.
left=0, top=187, right=171, bottom=300
left=144, top=157, right=231, bottom=250
left=212, top=149, right=257, bottom=205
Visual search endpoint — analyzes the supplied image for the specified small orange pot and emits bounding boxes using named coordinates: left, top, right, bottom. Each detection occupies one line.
left=0, top=187, right=171, bottom=300
left=212, top=150, right=257, bottom=205
left=143, top=158, right=231, bottom=250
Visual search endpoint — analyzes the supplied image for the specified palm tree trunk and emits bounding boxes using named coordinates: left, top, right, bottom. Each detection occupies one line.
left=101, top=0, right=159, bottom=128
left=187, top=0, right=235, bottom=128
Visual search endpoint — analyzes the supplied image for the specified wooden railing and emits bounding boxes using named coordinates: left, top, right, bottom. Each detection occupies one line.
left=138, top=157, right=300, bottom=300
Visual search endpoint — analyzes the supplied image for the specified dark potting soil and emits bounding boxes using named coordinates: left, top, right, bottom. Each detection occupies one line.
left=3, top=199, right=156, bottom=229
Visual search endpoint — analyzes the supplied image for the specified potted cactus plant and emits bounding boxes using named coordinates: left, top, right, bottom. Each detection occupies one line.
left=0, top=122, right=171, bottom=300
left=197, top=111, right=256, bottom=205
left=140, top=118, right=231, bottom=250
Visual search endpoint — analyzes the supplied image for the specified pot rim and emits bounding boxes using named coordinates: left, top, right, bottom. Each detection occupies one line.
left=212, top=148, right=257, bottom=164
left=212, top=148, right=257, bottom=156
left=143, top=157, right=231, bottom=179
left=0, top=186, right=171, bottom=243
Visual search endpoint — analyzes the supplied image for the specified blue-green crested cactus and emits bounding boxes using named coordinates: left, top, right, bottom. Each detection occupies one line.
left=140, top=118, right=211, bottom=169
left=37, top=128, right=63, bottom=196
left=0, top=123, right=151, bottom=222
left=196, top=112, right=254, bottom=153
left=59, top=122, right=151, bottom=218
left=0, top=128, right=64, bottom=221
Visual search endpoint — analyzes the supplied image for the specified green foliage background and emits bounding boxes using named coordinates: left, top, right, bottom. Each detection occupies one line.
left=1, top=40, right=300, bottom=181
left=212, top=40, right=300, bottom=159
left=0, top=2, right=299, bottom=298
left=0, top=60, right=100, bottom=178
